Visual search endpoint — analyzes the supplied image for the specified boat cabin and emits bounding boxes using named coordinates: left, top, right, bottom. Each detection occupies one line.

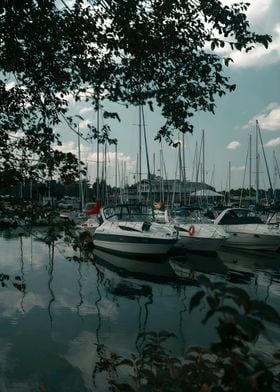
left=215, top=208, right=264, bottom=225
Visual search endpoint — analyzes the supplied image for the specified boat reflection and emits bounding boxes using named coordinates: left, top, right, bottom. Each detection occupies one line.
left=90, top=248, right=201, bottom=363
left=218, top=247, right=280, bottom=273
left=218, top=247, right=280, bottom=285
left=169, top=252, right=228, bottom=281
left=91, top=248, right=198, bottom=291
left=90, top=247, right=280, bottom=290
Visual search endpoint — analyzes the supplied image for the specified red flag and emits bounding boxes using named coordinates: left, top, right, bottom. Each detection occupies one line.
left=85, top=201, right=101, bottom=215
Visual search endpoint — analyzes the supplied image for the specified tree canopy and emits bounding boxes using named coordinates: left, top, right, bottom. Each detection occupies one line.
left=0, top=0, right=272, bottom=184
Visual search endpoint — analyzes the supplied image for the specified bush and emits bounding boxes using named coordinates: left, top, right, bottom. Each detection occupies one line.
left=93, top=276, right=280, bottom=391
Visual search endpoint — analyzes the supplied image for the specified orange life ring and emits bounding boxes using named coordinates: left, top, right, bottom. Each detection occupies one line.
left=189, top=225, right=195, bottom=236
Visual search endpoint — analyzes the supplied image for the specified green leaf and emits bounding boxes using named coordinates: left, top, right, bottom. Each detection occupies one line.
left=189, top=290, right=205, bottom=312
left=250, top=300, right=280, bottom=324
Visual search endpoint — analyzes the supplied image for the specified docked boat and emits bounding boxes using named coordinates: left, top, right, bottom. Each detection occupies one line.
left=75, top=201, right=102, bottom=236
left=214, top=207, right=280, bottom=251
left=76, top=216, right=100, bottom=236
left=93, top=204, right=178, bottom=256
left=167, top=207, right=229, bottom=253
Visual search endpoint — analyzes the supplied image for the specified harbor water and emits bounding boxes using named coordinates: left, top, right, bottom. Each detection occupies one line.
left=0, top=228, right=280, bottom=391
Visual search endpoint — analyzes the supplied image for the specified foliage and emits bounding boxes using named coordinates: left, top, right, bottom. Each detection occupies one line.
left=0, top=1, right=271, bottom=183
left=0, top=272, right=26, bottom=292
left=92, top=276, right=280, bottom=391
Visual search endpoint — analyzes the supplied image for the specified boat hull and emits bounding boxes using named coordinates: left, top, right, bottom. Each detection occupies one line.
left=93, top=232, right=177, bottom=256
left=171, top=223, right=229, bottom=252
left=222, top=230, right=280, bottom=251
left=223, top=225, right=280, bottom=251
left=173, top=236, right=227, bottom=252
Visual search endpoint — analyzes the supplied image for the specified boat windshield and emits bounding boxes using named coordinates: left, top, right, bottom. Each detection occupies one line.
left=170, top=207, right=208, bottom=223
left=218, top=209, right=264, bottom=225
left=103, top=204, right=153, bottom=222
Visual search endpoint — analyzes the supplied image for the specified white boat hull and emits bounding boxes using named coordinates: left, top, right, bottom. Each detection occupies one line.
left=172, top=223, right=229, bottom=252
left=174, top=236, right=227, bottom=252
left=222, top=227, right=280, bottom=251
left=93, top=234, right=176, bottom=255
left=93, top=220, right=177, bottom=256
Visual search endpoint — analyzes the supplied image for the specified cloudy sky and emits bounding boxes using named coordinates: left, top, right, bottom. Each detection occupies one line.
left=59, top=0, right=280, bottom=191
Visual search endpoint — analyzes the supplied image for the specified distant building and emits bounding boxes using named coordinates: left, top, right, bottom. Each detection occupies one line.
left=126, top=176, right=216, bottom=205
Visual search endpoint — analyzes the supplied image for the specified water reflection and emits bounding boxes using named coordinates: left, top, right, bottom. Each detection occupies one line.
left=47, top=242, right=55, bottom=326
left=0, top=232, right=279, bottom=391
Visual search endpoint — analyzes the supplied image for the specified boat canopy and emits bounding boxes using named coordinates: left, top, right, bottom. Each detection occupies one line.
left=215, top=208, right=264, bottom=225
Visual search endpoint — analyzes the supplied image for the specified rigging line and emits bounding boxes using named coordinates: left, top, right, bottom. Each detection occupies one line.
left=172, top=146, right=180, bottom=207
left=239, top=138, right=250, bottom=208
left=141, top=105, right=154, bottom=209
left=58, top=0, right=71, bottom=11
left=195, top=135, right=203, bottom=186
left=257, top=120, right=274, bottom=200
left=60, top=113, right=90, bottom=143
left=274, top=151, right=280, bottom=179
left=162, top=147, right=171, bottom=206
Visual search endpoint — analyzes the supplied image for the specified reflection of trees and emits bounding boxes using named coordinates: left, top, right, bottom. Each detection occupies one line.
left=92, top=267, right=105, bottom=387
left=135, top=293, right=153, bottom=354
left=19, top=235, right=26, bottom=313
left=76, top=260, right=84, bottom=319
left=178, top=287, right=188, bottom=356
left=47, top=241, right=55, bottom=327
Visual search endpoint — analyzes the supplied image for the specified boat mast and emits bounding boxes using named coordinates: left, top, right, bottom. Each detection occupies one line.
left=77, top=125, right=84, bottom=210
left=141, top=105, right=154, bottom=216
left=255, top=122, right=259, bottom=204
left=239, top=138, right=250, bottom=207
left=160, top=146, right=164, bottom=204
left=96, top=103, right=100, bottom=202
left=228, top=160, right=231, bottom=205
left=249, top=134, right=252, bottom=198
left=257, top=120, right=275, bottom=204
left=138, top=106, right=142, bottom=203
left=114, top=142, right=118, bottom=199
left=274, top=151, right=280, bottom=185
left=182, top=133, right=187, bottom=205
left=202, top=130, right=205, bottom=200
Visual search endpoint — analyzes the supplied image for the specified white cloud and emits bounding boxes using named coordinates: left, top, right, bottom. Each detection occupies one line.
left=80, top=107, right=92, bottom=114
left=79, top=119, right=91, bottom=129
left=245, top=103, right=280, bottom=131
left=56, top=141, right=77, bottom=154
left=230, top=24, right=280, bottom=68
left=226, top=141, right=241, bottom=149
left=231, top=165, right=245, bottom=171
left=266, top=137, right=280, bottom=147
left=217, top=2, right=279, bottom=69
left=246, top=0, right=273, bottom=21
left=5, top=82, right=15, bottom=90
left=221, top=0, right=273, bottom=23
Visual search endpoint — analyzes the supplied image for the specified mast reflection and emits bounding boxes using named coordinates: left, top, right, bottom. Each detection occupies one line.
left=47, top=241, right=55, bottom=327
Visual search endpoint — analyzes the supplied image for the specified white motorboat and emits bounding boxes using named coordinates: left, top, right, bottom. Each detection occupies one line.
left=93, top=204, right=178, bottom=256
left=214, top=208, right=280, bottom=251
left=167, top=207, right=229, bottom=253
left=76, top=216, right=100, bottom=236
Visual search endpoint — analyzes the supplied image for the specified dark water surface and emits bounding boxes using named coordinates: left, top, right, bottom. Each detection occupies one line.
left=0, top=229, right=280, bottom=391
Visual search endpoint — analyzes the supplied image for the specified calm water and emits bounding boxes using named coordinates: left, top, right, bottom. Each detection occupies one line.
left=0, top=228, right=280, bottom=391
